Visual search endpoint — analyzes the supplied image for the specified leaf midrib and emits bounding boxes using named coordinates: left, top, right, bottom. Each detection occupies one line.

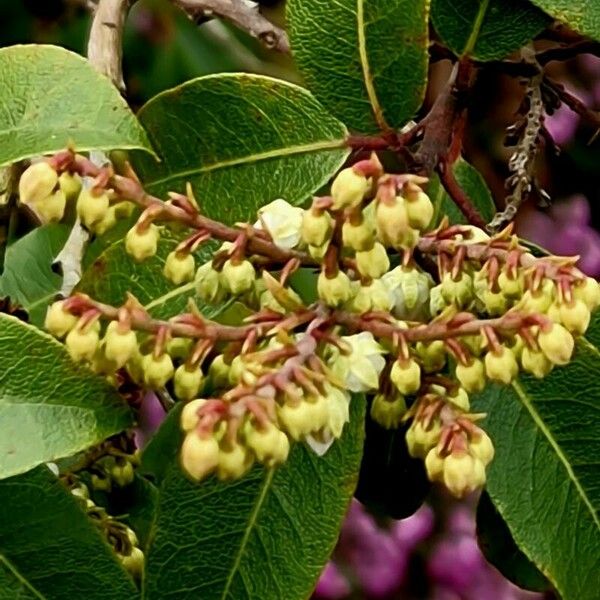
left=462, top=0, right=491, bottom=56
left=0, top=555, right=46, bottom=599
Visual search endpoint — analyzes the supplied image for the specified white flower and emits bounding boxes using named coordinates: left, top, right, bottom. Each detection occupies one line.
left=305, top=385, right=351, bottom=456
left=330, top=332, right=386, bottom=393
left=383, top=266, right=433, bottom=320
left=254, top=198, right=303, bottom=249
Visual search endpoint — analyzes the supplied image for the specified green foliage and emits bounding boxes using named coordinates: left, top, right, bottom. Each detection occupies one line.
left=133, top=74, right=349, bottom=222
left=472, top=314, right=600, bottom=600
left=0, top=314, right=133, bottom=479
left=0, top=223, right=69, bottom=326
left=287, top=0, right=430, bottom=133
left=0, top=466, right=137, bottom=599
left=429, top=157, right=497, bottom=225
left=529, top=0, right=600, bottom=41
left=0, top=45, right=154, bottom=166
left=431, top=0, right=550, bottom=60
left=140, top=398, right=366, bottom=599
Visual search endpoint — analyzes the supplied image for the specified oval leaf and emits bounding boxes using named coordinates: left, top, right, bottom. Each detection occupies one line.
left=287, top=0, right=430, bottom=133
left=0, top=314, right=133, bottom=479
left=432, top=0, right=550, bottom=60
left=0, top=44, right=154, bottom=166
left=0, top=466, right=137, bottom=599
left=472, top=317, right=600, bottom=600
left=140, top=398, right=366, bottom=600
left=429, top=157, right=497, bottom=226
left=0, top=224, right=70, bottom=327
left=530, top=1, right=600, bottom=42
left=133, top=74, right=349, bottom=223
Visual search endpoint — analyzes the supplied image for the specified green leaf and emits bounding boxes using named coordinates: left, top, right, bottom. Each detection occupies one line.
left=0, top=314, right=133, bottom=479
left=287, top=0, right=430, bottom=133
left=431, top=0, right=550, bottom=61
left=429, top=157, right=496, bottom=226
left=0, top=45, right=154, bottom=166
left=78, top=232, right=223, bottom=321
left=529, top=1, right=600, bottom=41
left=472, top=314, right=600, bottom=600
left=476, top=491, right=550, bottom=592
left=133, top=74, right=349, bottom=223
left=0, top=465, right=137, bottom=599
left=0, top=224, right=69, bottom=327
left=141, top=397, right=366, bottom=599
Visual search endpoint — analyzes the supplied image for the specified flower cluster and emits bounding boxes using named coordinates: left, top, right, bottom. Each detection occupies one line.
left=30, top=150, right=600, bottom=498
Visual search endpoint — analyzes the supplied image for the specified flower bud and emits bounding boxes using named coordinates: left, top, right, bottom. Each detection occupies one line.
left=104, top=321, right=137, bottom=368
left=65, top=321, right=100, bottom=362
left=180, top=431, right=220, bottom=481
left=383, top=266, right=433, bottom=320
left=245, top=422, right=290, bottom=467
left=58, top=171, right=82, bottom=201
left=574, top=277, right=600, bottom=311
left=442, top=451, right=486, bottom=498
left=301, top=208, right=333, bottom=247
left=521, top=280, right=555, bottom=314
left=317, top=270, right=352, bottom=307
left=174, top=364, right=204, bottom=401
left=342, top=217, right=376, bottom=252
left=520, top=346, right=553, bottom=378
left=406, top=419, right=442, bottom=458
left=484, top=346, right=518, bottom=384
left=163, top=251, right=195, bottom=285
left=92, top=206, right=118, bottom=235
left=217, top=442, right=253, bottom=480
left=277, top=396, right=328, bottom=440
left=331, top=167, right=371, bottom=210
left=559, top=299, right=591, bottom=335
left=416, top=340, right=446, bottom=373
left=180, top=399, right=208, bottom=432
left=538, top=323, right=574, bottom=365
left=91, top=472, right=111, bottom=492
left=308, top=243, right=329, bottom=262
left=455, top=358, right=486, bottom=393
left=142, top=352, right=174, bottom=388
left=390, top=358, right=421, bottom=395
left=376, top=196, right=415, bottom=249
left=221, top=259, right=256, bottom=295
left=349, top=279, right=393, bottom=313
left=111, top=461, right=135, bottom=487
left=195, top=262, right=225, bottom=304
left=33, top=189, right=66, bottom=223
left=355, top=242, right=390, bottom=280
left=441, top=272, right=473, bottom=308
left=447, top=387, right=470, bottom=412
left=469, top=430, right=495, bottom=466
left=208, top=354, right=230, bottom=389
left=404, top=190, right=433, bottom=230
left=481, top=289, right=509, bottom=316
left=125, top=224, right=160, bottom=261
left=45, top=301, right=78, bottom=338
left=19, top=162, right=58, bottom=205
left=370, top=393, right=407, bottom=429
left=497, top=270, right=524, bottom=298
left=322, top=385, right=351, bottom=439
left=76, top=188, right=110, bottom=229
left=120, top=547, right=144, bottom=579
left=425, top=447, right=445, bottom=482
left=255, top=199, right=303, bottom=249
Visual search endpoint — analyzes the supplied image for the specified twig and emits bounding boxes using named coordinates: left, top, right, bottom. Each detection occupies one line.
left=537, top=41, right=600, bottom=65
left=544, top=76, right=600, bottom=128
left=171, top=0, right=289, bottom=53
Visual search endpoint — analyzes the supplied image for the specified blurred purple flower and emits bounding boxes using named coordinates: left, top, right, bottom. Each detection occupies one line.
left=314, top=562, right=351, bottom=600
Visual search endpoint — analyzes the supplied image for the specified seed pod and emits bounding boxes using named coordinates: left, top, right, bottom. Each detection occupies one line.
left=19, top=162, right=58, bottom=205
left=125, top=224, right=160, bottom=261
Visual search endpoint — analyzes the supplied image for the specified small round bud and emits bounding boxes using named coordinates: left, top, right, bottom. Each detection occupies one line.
left=416, top=340, right=446, bottom=373
left=180, top=399, right=208, bottom=432
left=301, top=208, right=333, bottom=247
left=442, top=451, right=486, bottom=498
left=45, top=301, right=78, bottom=338
left=92, top=206, right=118, bottom=235
left=406, top=419, right=442, bottom=459
left=104, top=321, right=137, bottom=368
left=342, top=217, right=376, bottom=252
left=370, top=393, right=407, bottom=429
left=255, top=199, right=303, bottom=250
left=521, top=346, right=553, bottom=378
left=76, top=188, right=110, bottom=229
left=498, top=270, right=524, bottom=298
left=19, top=162, right=58, bottom=205
left=167, top=337, right=193, bottom=360
left=355, top=242, right=390, bottom=280
left=142, top=352, right=174, bottom=388
left=33, top=189, right=66, bottom=224
left=317, top=270, right=352, bottom=307
left=404, top=190, right=433, bottom=230
left=245, top=422, right=290, bottom=467
left=180, top=431, right=220, bottom=481
left=469, top=430, right=495, bottom=466
left=195, top=262, right=225, bottom=304
left=91, top=472, right=111, bottom=492
left=455, top=359, right=486, bottom=393
left=484, top=346, right=518, bottom=384
left=574, top=277, right=600, bottom=311
left=217, top=442, right=253, bottom=480
left=441, top=272, right=473, bottom=308
left=521, top=280, right=555, bottom=314
left=331, top=168, right=370, bottom=210
left=58, top=171, right=82, bottom=201
left=308, top=243, right=329, bottom=262
left=111, top=461, right=135, bottom=487
left=174, top=364, right=204, bottom=401
left=163, top=251, right=195, bottom=285
left=425, top=447, right=445, bottom=482
left=349, top=279, right=393, bottom=313
left=376, top=197, right=415, bottom=249
left=208, top=354, right=230, bottom=389
left=125, top=224, right=160, bottom=261
left=120, top=547, right=144, bottom=579
left=65, top=322, right=100, bottom=362
left=390, top=359, right=421, bottom=395
left=221, top=259, right=256, bottom=295
left=383, top=266, right=433, bottom=321
left=559, top=299, right=591, bottom=336
left=278, top=396, right=329, bottom=440
left=480, top=289, right=509, bottom=316
left=447, top=387, right=470, bottom=412
left=538, top=323, right=574, bottom=365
